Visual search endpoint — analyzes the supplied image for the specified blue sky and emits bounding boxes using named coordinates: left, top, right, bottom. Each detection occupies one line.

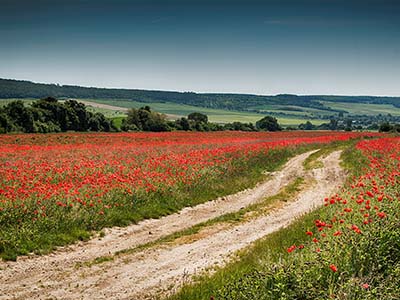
left=1, top=0, right=399, bottom=95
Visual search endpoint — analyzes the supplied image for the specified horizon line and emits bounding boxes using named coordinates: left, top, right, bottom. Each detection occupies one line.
left=1, top=77, right=399, bottom=98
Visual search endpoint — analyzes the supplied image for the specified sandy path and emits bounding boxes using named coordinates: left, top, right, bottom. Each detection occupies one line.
left=0, top=150, right=345, bottom=300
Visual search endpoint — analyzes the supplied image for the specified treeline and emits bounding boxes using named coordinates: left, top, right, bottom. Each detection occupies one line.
left=0, top=99, right=282, bottom=134
left=2, top=78, right=400, bottom=113
left=120, top=106, right=278, bottom=132
left=0, top=98, right=115, bottom=133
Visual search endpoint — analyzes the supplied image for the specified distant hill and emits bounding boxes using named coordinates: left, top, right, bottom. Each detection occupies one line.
left=1, top=78, right=399, bottom=115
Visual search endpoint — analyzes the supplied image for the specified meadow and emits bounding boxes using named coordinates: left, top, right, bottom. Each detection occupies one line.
left=0, top=131, right=377, bottom=260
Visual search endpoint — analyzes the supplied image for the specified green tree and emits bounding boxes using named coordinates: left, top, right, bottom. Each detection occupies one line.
left=256, top=116, right=282, bottom=131
left=0, top=110, right=13, bottom=133
left=4, top=100, right=35, bottom=132
left=298, top=121, right=315, bottom=130
left=379, top=122, right=393, bottom=132
left=122, top=106, right=170, bottom=132
left=188, top=112, right=208, bottom=124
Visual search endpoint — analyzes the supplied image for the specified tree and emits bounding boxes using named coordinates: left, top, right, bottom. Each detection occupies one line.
left=379, top=122, right=393, bottom=132
left=298, top=121, right=315, bottom=130
left=175, top=117, right=191, bottom=131
left=188, top=112, right=208, bottom=124
left=329, top=119, right=338, bottom=130
left=0, top=98, right=114, bottom=134
left=0, top=110, right=13, bottom=133
left=4, top=100, right=35, bottom=132
left=122, top=106, right=170, bottom=132
left=345, top=118, right=353, bottom=131
left=256, top=116, right=282, bottom=131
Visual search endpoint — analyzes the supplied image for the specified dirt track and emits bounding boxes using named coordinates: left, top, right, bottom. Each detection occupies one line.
left=0, top=150, right=345, bottom=300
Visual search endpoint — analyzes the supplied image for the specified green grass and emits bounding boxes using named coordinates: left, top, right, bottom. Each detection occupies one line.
left=110, top=116, right=126, bottom=129
left=302, top=140, right=354, bottom=170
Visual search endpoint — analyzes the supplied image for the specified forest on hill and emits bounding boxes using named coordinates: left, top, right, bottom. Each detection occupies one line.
left=1, top=78, right=400, bottom=113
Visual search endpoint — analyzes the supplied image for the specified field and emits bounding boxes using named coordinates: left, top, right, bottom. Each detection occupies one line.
left=321, top=101, right=400, bottom=116
left=76, top=99, right=327, bottom=125
left=3, top=97, right=400, bottom=127
left=0, top=98, right=326, bottom=126
left=1, top=130, right=399, bottom=300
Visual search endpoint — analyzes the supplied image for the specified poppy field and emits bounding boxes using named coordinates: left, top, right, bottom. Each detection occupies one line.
left=0, top=131, right=381, bottom=260
left=171, top=136, right=400, bottom=300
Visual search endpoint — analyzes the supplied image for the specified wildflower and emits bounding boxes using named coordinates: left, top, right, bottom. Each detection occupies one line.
left=377, top=211, right=386, bottom=219
left=329, top=264, right=338, bottom=272
left=362, top=283, right=370, bottom=289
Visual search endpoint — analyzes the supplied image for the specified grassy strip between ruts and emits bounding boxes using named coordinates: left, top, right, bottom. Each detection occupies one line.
left=167, top=138, right=400, bottom=300
left=78, top=176, right=306, bottom=268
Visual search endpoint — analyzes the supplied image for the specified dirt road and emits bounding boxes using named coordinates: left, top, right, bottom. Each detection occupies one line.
left=0, top=150, right=345, bottom=300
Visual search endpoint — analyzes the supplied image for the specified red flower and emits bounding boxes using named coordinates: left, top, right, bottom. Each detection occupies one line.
left=329, top=264, right=338, bottom=272
left=377, top=211, right=386, bottom=219
left=287, top=245, right=296, bottom=253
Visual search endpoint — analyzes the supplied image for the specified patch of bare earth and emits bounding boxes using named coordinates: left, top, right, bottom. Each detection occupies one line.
left=0, top=150, right=345, bottom=300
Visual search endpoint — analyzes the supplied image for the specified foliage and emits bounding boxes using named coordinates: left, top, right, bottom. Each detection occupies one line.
left=121, top=106, right=170, bottom=132
left=379, top=122, right=400, bottom=133
left=0, top=98, right=115, bottom=133
left=256, top=116, right=282, bottom=131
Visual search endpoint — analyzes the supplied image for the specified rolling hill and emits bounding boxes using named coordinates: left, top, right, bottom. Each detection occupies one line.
left=1, top=78, right=399, bottom=125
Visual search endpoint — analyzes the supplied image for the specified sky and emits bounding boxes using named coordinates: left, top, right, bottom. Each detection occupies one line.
left=1, top=0, right=399, bottom=96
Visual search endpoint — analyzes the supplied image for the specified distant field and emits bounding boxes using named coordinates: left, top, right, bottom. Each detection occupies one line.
left=321, top=101, right=400, bottom=116
left=248, top=104, right=335, bottom=118
left=0, top=98, right=34, bottom=106
left=8, top=97, right=397, bottom=126
left=80, top=99, right=324, bottom=126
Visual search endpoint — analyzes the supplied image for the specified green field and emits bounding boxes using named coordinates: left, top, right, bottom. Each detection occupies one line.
left=2, top=97, right=399, bottom=126
left=321, top=101, right=400, bottom=116
left=79, top=99, right=325, bottom=126
left=0, top=98, right=35, bottom=106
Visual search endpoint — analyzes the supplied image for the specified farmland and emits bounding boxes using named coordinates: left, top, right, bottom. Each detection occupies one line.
left=1, top=131, right=399, bottom=300
left=78, top=98, right=327, bottom=125
left=0, top=131, right=377, bottom=260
